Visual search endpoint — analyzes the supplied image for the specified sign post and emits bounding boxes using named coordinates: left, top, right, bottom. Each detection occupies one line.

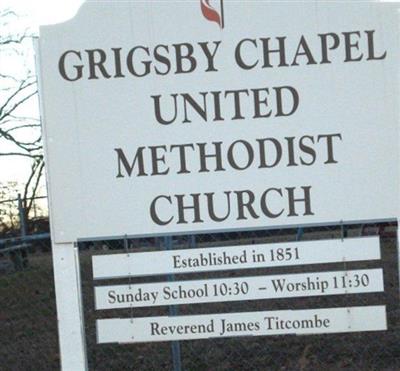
left=52, top=243, right=87, bottom=369
left=35, top=40, right=88, bottom=370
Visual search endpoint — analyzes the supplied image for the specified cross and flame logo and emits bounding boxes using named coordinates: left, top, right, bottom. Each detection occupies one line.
left=200, top=0, right=225, bottom=29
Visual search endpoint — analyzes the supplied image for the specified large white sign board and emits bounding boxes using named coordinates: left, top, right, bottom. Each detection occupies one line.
left=37, top=2, right=399, bottom=243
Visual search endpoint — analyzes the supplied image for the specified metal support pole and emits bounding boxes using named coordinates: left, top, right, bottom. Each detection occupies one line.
left=397, top=219, right=400, bottom=300
left=16, top=194, right=28, bottom=269
left=52, top=242, right=88, bottom=370
left=164, top=235, right=182, bottom=371
left=18, top=194, right=27, bottom=237
left=189, top=235, right=196, bottom=249
left=341, top=224, right=348, bottom=239
left=296, top=227, right=304, bottom=241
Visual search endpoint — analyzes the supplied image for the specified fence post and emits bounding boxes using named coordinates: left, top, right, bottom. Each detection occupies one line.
left=18, top=194, right=27, bottom=237
left=164, top=235, right=182, bottom=371
left=10, top=194, right=29, bottom=270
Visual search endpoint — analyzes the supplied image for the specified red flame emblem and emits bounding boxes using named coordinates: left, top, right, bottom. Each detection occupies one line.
left=200, top=0, right=225, bottom=29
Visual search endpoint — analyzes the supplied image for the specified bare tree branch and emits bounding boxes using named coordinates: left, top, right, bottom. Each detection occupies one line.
left=8, top=115, right=40, bottom=122
left=0, top=152, right=42, bottom=159
left=24, top=160, right=45, bottom=215
left=0, top=8, right=44, bottom=223
left=0, top=10, right=17, bottom=18
left=0, top=73, right=18, bottom=81
left=3, top=124, right=40, bottom=132
left=0, top=80, right=36, bottom=120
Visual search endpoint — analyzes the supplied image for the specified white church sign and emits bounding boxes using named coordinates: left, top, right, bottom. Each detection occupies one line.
left=38, top=1, right=399, bottom=243
left=36, top=1, right=399, bottom=369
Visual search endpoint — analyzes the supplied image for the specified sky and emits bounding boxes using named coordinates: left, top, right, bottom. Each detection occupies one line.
left=4, top=0, right=84, bottom=30
left=0, top=0, right=84, bottom=196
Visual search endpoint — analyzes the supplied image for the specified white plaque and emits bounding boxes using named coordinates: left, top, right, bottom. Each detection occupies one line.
left=95, top=268, right=383, bottom=310
left=92, top=236, right=380, bottom=279
left=96, top=305, right=387, bottom=344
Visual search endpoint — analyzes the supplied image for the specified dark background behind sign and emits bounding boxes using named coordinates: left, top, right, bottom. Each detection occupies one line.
left=1, top=218, right=398, bottom=370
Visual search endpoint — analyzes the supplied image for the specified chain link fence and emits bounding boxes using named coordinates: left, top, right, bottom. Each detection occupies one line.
left=81, top=223, right=399, bottom=370
left=0, top=196, right=399, bottom=370
left=0, top=196, right=54, bottom=371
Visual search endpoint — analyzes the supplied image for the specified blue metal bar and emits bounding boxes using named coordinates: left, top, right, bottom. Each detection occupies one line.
left=296, top=227, right=304, bottom=241
left=189, top=235, right=196, bottom=249
left=0, top=232, right=50, bottom=247
left=164, top=236, right=182, bottom=371
left=0, top=195, right=47, bottom=204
